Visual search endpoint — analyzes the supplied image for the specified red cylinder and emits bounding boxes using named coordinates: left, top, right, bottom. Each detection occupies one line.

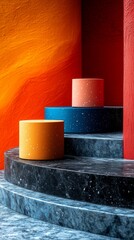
left=72, top=78, right=104, bottom=107
left=124, top=0, right=134, bottom=159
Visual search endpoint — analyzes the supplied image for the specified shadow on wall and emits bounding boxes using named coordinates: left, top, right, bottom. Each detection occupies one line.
left=82, top=0, right=123, bottom=106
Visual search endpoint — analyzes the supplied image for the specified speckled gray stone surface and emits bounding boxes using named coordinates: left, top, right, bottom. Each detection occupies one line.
left=0, top=171, right=133, bottom=239
left=64, top=132, right=123, bottom=158
left=0, top=203, right=118, bottom=240
left=4, top=148, right=134, bottom=208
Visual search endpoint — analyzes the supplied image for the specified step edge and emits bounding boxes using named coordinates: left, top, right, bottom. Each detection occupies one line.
left=0, top=173, right=134, bottom=216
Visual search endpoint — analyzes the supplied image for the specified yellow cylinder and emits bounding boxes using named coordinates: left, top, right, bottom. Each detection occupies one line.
left=19, top=120, right=64, bottom=160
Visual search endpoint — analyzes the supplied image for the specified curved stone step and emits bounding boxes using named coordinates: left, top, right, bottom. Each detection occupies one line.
left=4, top=148, right=134, bottom=209
left=64, top=132, right=123, bottom=158
left=0, top=171, right=132, bottom=239
left=0, top=203, right=116, bottom=240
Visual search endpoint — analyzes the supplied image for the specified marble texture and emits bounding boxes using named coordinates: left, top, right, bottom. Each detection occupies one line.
left=44, top=107, right=123, bottom=133
left=0, top=203, right=117, bottom=240
left=0, top=171, right=133, bottom=239
left=65, top=132, right=123, bottom=158
left=4, top=148, right=134, bottom=208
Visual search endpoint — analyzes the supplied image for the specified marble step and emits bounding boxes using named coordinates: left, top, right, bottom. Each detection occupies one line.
left=5, top=148, right=134, bottom=209
left=64, top=132, right=123, bottom=158
left=0, top=172, right=133, bottom=239
left=0, top=203, right=117, bottom=240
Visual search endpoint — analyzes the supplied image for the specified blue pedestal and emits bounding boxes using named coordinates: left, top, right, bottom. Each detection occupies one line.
left=44, top=107, right=123, bottom=133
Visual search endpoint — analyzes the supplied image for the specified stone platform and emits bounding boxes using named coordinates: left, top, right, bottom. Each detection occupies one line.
left=1, top=203, right=116, bottom=240
left=4, top=148, right=134, bottom=209
left=0, top=171, right=133, bottom=239
left=65, top=132, right=122, bottom=158
left=2, top=132, right=134, bottom=239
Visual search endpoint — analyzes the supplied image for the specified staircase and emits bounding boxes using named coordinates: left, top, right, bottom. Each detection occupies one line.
left=0, top=78, right=133, bottom=239
left=0, top=132, right=133, bottom=239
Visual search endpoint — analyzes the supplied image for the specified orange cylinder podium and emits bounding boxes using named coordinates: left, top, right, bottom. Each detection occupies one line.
left=72, top=78, right=104, bottom=107
left=19, top=120, right=64, bottom=160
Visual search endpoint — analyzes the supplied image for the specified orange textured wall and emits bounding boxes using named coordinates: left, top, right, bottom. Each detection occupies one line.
left=82, top=0, right=123, bottom=106
left=0, top=0, right=81, bottom=168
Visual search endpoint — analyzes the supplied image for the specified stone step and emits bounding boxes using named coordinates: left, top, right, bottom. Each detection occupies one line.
left=44, top=106, right=123, bottom=133
left=4, top=148, right=134, bottom=208
left=64, top=132, right=123, bottom=158
left=0, top=203, right=117, bottom=240
left=0, top=171, right=133, bottom=239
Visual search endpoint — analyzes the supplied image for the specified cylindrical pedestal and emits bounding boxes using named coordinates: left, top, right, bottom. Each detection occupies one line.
left=45, top=107, right=122, bottom=133
left=124, top=0, right=134, bottom=159
left=72, top=78, right=104, bottom=107
left=19, top=120, right=64, bottom=160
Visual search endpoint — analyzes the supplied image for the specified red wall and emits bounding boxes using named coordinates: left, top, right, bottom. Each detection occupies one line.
left=82, top=0, right=123, bottom=106
left=124, top=0, right=134, bottom=159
